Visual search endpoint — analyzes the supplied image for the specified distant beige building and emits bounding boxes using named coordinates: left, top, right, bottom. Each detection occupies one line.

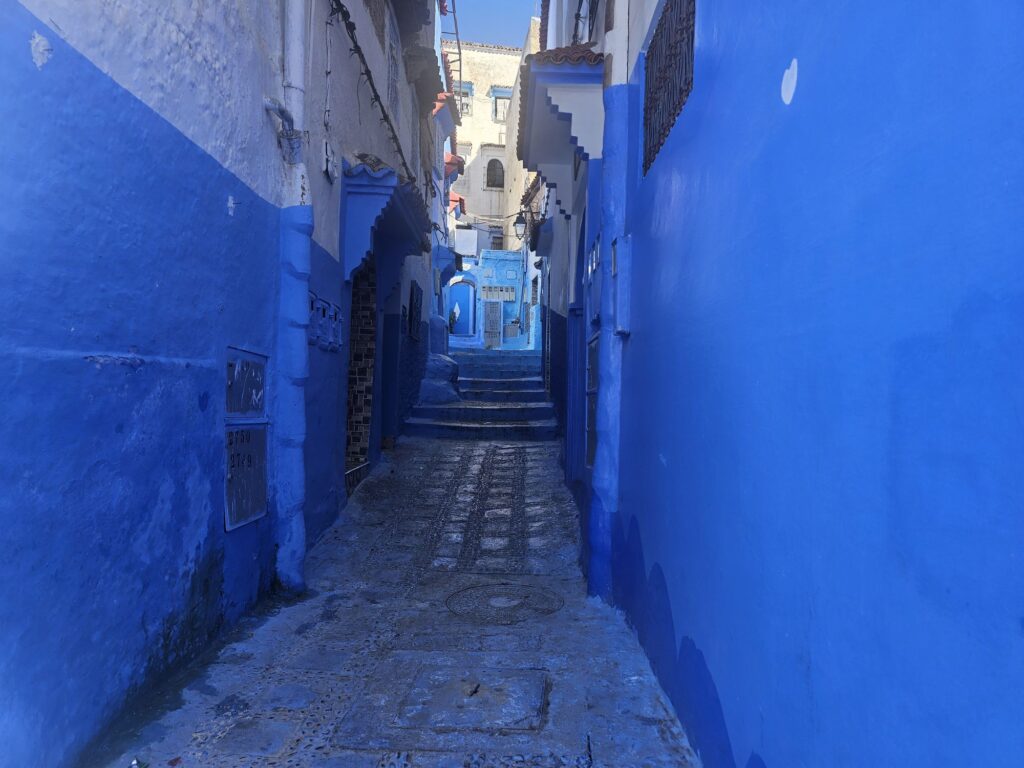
left=442, top=39, right=522, bottom=254
left=503, top=18, right=542, bottom=248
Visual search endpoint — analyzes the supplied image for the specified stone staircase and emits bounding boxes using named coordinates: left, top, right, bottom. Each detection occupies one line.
left=405, top=349, right=557, bottom=440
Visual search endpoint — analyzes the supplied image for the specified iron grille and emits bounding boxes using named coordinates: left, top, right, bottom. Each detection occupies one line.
left=643, top=0, right=695, bottom=173
left=408, top=281, right=423, bottom=340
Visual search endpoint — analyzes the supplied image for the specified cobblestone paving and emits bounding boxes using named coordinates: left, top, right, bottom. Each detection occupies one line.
left=85, top=438, right=697, bottom=768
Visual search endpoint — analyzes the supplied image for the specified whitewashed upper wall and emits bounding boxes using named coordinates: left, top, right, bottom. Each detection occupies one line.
left=20, top=0, right=440, bottom=259
left=305, top=0, right=435, bottom=258
left=20, top=0, right=288, bottom=206
left=444, top=40, right=520, bottom=233
left=626, top=0, right=662, bottom=80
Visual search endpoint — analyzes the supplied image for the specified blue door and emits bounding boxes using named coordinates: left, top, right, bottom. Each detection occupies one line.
left=450, top=282, right=475, bottom=335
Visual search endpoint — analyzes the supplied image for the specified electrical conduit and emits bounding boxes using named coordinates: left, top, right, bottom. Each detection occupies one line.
left=268, top=0, right=312, bottom=592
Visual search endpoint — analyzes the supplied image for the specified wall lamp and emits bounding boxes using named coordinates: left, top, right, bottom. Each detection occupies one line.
left=513, top=211, right=528, bottom=240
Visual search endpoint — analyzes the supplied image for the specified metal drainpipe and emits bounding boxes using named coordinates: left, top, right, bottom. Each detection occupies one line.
left=267, top=0, right=311, bottom=592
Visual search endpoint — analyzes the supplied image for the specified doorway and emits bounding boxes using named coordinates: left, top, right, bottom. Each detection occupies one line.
left=345, top=259, right=377, bottom=471
left=449, top=280, right=476, bottom=335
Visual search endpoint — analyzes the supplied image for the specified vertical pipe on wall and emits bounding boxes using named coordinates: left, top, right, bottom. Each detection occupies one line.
left=272, top=0, right=312, bottom=591
left=282, top=0, right=309, bottom=206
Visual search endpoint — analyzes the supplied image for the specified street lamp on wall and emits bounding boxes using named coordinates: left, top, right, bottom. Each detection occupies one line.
left=513, top=211, right=528, bottom=240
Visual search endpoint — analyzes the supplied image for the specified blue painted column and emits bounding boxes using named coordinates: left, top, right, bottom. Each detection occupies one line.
left=587, top=84, right=632, bottom=600
left=273, top=205, right=313, bottom=591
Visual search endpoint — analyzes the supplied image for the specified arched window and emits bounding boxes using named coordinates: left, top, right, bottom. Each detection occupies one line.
left=486, top=159, right=505, bottom=189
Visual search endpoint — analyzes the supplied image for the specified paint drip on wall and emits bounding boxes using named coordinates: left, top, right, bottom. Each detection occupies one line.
left=781, top=58, right=798, bottom=105
left=30, top=30, right=52, bottom=68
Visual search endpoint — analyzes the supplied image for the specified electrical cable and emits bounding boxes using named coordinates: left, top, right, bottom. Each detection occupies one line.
left=328, top=1, right=417, bottom=185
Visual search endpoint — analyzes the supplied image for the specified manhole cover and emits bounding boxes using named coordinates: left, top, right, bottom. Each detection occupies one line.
left=446, top=583, right=563, bottom=625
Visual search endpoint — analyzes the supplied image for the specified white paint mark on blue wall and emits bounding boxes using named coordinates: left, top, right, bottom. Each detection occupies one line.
left=227, top=195, right=236, bottom=216
left=781, top=57, right=798, bottom=105
left=30, top=30, right=51, bottom=68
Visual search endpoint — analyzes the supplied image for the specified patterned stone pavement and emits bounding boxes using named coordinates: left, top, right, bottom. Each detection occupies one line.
left=83, top=438, right=698, bottom=768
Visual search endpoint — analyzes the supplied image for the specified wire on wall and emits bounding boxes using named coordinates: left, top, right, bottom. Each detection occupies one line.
left=328, top=1, right=417, bottom=186
left=324, top=15, right=333, bottom=132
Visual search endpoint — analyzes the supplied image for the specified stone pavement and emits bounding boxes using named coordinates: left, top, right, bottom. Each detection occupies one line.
left=84, top=439, right=698, bottom=768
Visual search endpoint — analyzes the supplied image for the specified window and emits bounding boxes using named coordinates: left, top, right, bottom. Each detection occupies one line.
left=493, top=96, right=510, bottom=123
left=455, top=84, right=473, bottom=116
left=482, top=285, right=515, bottom=302
left=487, top=225, right=503, bottom=249
left=644, top=0, right=696, bottom=172
left=485, top=159, right=505, bottom=189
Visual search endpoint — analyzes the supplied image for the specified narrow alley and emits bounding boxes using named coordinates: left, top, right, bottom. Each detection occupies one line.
left=3, top=0, right=1023, bottom=766
left=84, top=432, right=695, bottom=767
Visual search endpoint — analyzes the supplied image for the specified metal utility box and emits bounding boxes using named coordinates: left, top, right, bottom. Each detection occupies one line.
left=225, top=348, right=269, bottom=531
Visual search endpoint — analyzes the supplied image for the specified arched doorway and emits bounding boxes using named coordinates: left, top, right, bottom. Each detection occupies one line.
left=449, top=279, right=476, bottom=336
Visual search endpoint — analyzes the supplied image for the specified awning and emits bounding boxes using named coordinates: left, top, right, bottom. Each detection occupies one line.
left=517, top=43, right=605, bottom=218
left=342, top=162, right=430, bottom=280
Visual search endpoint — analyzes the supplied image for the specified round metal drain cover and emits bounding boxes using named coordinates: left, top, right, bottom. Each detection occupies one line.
left=446, top=583, right=564, bottom=625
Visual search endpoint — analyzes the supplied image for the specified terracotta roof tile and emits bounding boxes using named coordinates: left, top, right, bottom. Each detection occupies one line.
left=445, top=152, right=465, bottom=177
left=516, top=43, right=604, bottom=162
left=449, top=192, right=466, bottom=214
left=432, top=92, right=461, bottom=127
left=530, top=42, right=604, bottom=67
left=440, top=50, right=459, bottom=146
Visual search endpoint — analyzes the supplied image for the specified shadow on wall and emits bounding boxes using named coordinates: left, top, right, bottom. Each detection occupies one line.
left=613, top=515, right=768, bottom=768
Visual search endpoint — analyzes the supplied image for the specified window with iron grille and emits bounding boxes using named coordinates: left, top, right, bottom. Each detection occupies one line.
left=493, top=96, right=510, bottom=123
left=456, top=85, right=473, bottom=116
left=643, top=0, right=695, bottom=173
left=489, top=226, right=505, bottom=250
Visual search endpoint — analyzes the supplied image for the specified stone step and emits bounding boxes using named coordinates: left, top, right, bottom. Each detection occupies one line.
left=456, top=364, right=543, bottom=378
left=404, top=417, right=558, bottom=441
left=449, top=349, right=542, bottom=358
left=459, top=376, right=544, bottom=391
left=412, top=402, right=555, bottom=423
left=460, top=388, right=549, bottom=403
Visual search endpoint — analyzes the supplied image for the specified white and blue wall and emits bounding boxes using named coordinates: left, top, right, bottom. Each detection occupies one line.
left=0, top=4, right=288, bottom=765
left=538, top=0, right=1024, bottom=765
left=446, top=249, right=534, bottom=349
left=0, top=1, right=441, bottom=765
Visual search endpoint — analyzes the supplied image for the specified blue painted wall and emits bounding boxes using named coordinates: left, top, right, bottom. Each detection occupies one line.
left=305, top=242, right=346, bottom=542
left=545, top=308, right=568, bottom=429
left=0, top=5, right=280, bottom=765
left=449, top=250, right=531, bottom=349
left=611, top=4, right=1024, bottom=767
left=400, top=318, right=430, bottom=423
